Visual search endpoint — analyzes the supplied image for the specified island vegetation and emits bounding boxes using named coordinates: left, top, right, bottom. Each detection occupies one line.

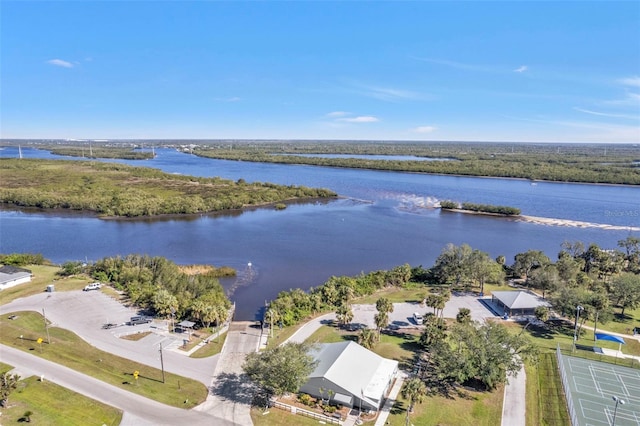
left=3, top=140, right=639, bottom=184
left=439, top=200, right=521, bottom=216
left=188, top=141, right=640, bottom=185
left=0, top=159, right=337, bottom=217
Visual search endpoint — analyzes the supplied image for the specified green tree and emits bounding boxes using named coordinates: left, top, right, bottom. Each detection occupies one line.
left=610, top=272, right=640, bottom=315
left=401, top=377, right=427, bottom=426
left=243, top=342, right=318, bottom=397
left=336, top=303, right=354, bottom=328
left=152, top=288, right=178, bottom=318
left=618, top=236, right=640, bottom=273
left=358, top=327, right=377, bottom=350
left=374, top=311, right=389, bottom=337
left=513, top=250, right=550, bottom=286
left=529, top=264, right=560, bottom=298
left=456, top=308, right=471, bottom=324
left=468, top=249, right=504, bottom=294
left=432, top=243, right=473, bottom=286
left=0, top=372, right=20, bottom=407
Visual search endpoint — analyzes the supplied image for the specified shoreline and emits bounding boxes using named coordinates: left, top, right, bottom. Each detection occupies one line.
left=441, top=208, right=640, bottom=231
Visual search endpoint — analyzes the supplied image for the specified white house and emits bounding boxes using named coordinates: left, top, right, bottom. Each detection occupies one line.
left=0, top=265, right=33, bottom=290
left=299, top=341, right=398, bottom=412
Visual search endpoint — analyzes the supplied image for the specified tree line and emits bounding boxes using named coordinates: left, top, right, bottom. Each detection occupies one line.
left=193, top=141, right=640, bottom=185
left=56, top=254, right=232, bottom=328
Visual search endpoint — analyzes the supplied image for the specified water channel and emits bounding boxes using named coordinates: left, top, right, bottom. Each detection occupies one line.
left=1, top=146, right=638, bottom=319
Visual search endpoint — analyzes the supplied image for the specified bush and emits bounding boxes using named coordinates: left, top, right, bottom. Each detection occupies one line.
left=298, top=393, right=315, bottom=407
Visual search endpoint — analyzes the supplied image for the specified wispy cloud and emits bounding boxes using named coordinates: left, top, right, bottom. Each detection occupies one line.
left=213, top=96, right=241, bottom=102
left=619, top=76, right=640, bottom=87
left=47, top=59, right=73, bottom=68
left=602, top=92, right=640, bottom=107
left=337, top=116, right=379, bottom=123
left=361, top=86, right=419, bottom=101
left=412, top=57, right=494, bottom=73
left=573, top=107, right=638, bottom=120
left=411, top=126, right=437, bottom=133
left=514, top=65, right=528, bottom=73
left=326, top=111, right=350, bottom=118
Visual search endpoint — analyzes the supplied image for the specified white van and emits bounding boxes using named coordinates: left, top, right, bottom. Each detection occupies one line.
left=413, top=312, right=424, bottom=325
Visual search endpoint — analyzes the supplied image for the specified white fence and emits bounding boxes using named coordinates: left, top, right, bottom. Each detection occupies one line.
left=555, top=344, right=580, bottom=426
left=272, top=400, right=342, bottom=425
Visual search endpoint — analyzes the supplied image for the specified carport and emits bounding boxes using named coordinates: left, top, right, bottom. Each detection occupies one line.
left=177, top=320, right=195, bottom=339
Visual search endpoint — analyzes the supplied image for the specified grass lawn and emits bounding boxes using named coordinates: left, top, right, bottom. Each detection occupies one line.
left=526, top=354, right=570, bottom=426
left=386, top=385, right=503, bottom=426
left=1, top=375, right=123, bottom=425
left=581, top=305, right=640, bottom=336
left=0, top=265, right=93, bottom=305
left=190, top=331, right=227, bottom=358
left=304, top=324, right=419, bottom=367
left=500, top=319, right=640, bottom=367
left=250, top=406, right=325, bottom=426
left=0, top=311, right=208, bottom=408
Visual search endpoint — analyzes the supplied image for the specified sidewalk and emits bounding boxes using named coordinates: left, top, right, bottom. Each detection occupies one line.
left=374, top=371, right=407, bottom=426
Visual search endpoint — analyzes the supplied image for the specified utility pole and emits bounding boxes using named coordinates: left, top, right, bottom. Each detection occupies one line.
left=42, top=308, right=51, bottom=344
left=159, top=343, right=165, bottom=383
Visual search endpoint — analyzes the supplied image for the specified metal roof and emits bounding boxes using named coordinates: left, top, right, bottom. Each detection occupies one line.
left=492, top=291, right=550, bottom=310
left=308, top=341, right=398, bottom=402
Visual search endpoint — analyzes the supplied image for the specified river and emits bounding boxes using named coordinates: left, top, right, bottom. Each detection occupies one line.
left=1, top=146, right=638, bottom=319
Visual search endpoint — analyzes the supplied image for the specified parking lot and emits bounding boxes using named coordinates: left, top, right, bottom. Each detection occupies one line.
left=0, top=290, right=218, bottom=385
left=351, top=293, right=498, bottom=329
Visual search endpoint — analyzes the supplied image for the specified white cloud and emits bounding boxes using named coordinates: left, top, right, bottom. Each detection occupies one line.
left=338, top=116, right=379, bottom=123
left=412, top=126, right=437, bottom=133
left=573, top=107, right=638, bottom=120
left=514, top=65, right=528, bottom=73
left=326, top=111, right=350, bottom=118
left=46, top=59, right=73, bottom=68
left=619, top=76, right=640, bottom=87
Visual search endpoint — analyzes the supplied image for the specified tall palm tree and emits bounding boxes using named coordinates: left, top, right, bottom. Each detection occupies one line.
left=401, top=377, right=427, bottom=426
left=374, top=311, right=389, bottom=338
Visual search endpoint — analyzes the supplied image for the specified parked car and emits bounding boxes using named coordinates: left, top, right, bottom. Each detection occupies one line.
left=129, top=316, right=152, bottom=325
left=83, top=282, right=102, bottom=291
left=413, top=312, right=424, bottom=325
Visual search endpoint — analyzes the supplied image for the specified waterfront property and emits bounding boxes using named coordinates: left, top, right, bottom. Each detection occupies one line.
left=299, top=341, right=398, bottom=412
left=491, top=290, right=549, bottom=317
left=0, top=265, right=32, bottom=290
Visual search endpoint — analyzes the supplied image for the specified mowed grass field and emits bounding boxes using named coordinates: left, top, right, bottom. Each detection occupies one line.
left=0, top=375, right=123, bottom=426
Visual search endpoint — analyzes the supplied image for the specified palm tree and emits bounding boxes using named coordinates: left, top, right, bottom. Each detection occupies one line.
left=358, top=327, right=377, bottom=349
left=456, top=308, right=471, bottom=324
left=336, top=303, right=354, bottom=328
left=1, top=372, right=20, bottom=407
left=374, top=311, right=389, bottom=338
left=401, top=377, right=427, bottom=426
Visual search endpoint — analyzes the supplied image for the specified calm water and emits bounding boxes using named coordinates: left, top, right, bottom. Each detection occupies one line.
left=1, top=147, right=639, bottom=319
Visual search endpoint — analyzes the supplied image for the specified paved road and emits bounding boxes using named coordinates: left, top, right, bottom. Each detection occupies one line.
left=194, top=321, right=262, bottom=426
left=0, top=344, right=233, bottom=426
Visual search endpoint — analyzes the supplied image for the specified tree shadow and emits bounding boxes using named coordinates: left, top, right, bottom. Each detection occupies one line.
left=210, top=372, right=257, bottom=405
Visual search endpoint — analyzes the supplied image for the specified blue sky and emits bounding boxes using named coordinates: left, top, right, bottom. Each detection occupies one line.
left=1, top=1, right=639, bottom=143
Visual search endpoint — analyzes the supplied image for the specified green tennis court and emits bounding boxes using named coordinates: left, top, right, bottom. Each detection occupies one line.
left=558, top=352, right=640, bottom=426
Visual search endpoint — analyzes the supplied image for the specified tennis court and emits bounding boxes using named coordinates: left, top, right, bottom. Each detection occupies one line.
left=558, top=351, right=640, bottom=426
